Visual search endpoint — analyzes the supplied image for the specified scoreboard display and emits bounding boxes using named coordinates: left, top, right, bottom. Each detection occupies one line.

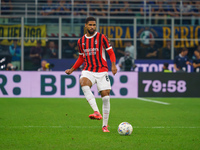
left=139, top=73, right=200, bottom=97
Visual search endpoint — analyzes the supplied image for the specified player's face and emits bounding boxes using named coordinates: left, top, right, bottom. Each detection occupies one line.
left=184, top=50, right=188, bottom=56
left=85, top=21, right=96, bottom=35
left=41, top=61, right=46, bottom=68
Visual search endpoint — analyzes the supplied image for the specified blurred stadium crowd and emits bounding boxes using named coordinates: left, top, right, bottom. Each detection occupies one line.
left=1, top=0, right=200, bottom=20
left=0, top=0, right=200, bottom=71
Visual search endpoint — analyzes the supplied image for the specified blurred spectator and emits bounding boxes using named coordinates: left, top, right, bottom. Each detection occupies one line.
left=139, top=1, right=155, bottom=24
left=163, top=62, right=172, bottom=73
left=30, top=40, right=43, bottom=70
left=0, top=0, right=12, bottom=24
left=73, top=1, right=86, bottom=16
left=110, top=1, right=120, bottom=16
left=145, top=40, right=159, bottom=59
left=56, top=0, right=71, bottom=16
left=38, top=60, right=52, bottom=71
left=192, top=51, right=200, bottom=73
left=1, top=0, right=12, bottom=15
left=167, top=2, right=180, bottom=17
left=174, top=48, right=191, bottom=72
left=9, top=39, right=21, bottom=70
left=140, top=1, right=155, bottom=17
left=125, top=41, right=134, bottom=59
left=153, top=1, right=167, bottom=24
left=179, top=2, right=193, bottom=24
left=191, top=1, right=200, bottom=25
left=89, top=2, right=100, bottom=16
left=162, top=40, right=171, bottom=59
left=180, top=2, right=193, bottom=16
left=119, top=1, right=132, bottom=16
left=118, top=51, right=136, bottom=71
left=44, top=41, right=58, bottom=59
left=6, top=63, right=16, bottom=71
left=62, top=40, right=78, bottom=58
left=40, top=0, right=56, bottom=16
left=116, top=41, right=134, bottom=58
left=77, top=1, right=87, bottom=16
left=192, top=45, right=200, bottom=60
left=94, top=1, right=107, bottom=16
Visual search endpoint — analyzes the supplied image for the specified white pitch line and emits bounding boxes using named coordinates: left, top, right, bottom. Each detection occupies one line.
left=136, top=97, right=170, bottom=105
left=0, top=126, right=199, bottom=129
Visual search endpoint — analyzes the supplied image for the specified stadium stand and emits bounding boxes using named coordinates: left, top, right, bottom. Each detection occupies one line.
left=1, top=0, right=199, bottom=19
left=0, top=0, right=200, bottom=71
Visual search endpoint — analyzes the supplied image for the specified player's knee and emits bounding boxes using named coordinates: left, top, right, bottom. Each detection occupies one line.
left=80, top=77, right=92, bottom=87
left=100, top=90, right=110, bottom=97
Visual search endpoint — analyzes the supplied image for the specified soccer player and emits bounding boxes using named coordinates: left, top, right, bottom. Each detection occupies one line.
left=174, top=48, right=191, bottom=72
left=65, top=17, right=117, bottom=132
left=193, top=51, right=200, bottom=72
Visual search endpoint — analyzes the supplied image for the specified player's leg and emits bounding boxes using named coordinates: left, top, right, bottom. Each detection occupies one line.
left=100, top=90, right=110, bottom=132
left=96, top=72, right=111, bottom=132
left=80, top=74, right=102, bottom=120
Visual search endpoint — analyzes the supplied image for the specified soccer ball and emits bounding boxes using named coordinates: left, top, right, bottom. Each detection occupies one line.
left=118, top=122, right=133, bottom=136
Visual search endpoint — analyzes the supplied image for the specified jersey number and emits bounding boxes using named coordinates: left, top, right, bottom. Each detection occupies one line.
left=105, top=75, right=109, bottom=82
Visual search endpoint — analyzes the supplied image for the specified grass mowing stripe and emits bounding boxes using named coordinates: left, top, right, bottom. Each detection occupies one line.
left=0, top=98, right=199, bottom=150
left=137, top=97, right=170, bottom=105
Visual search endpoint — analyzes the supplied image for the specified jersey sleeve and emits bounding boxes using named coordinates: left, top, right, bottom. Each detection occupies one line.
left=77, top=39, right=84, bottom=55
left=186, top=56, right=189, bottom=61
left=174, top=56, right=178, bottom=64
left=193, top=60, right=197, bottom=64
left=102, top=35, right=112, bottom=51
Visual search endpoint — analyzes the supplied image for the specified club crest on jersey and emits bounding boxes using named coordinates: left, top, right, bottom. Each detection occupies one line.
left=95, top=39, right=97, bottom=44
left=82, top=43, right=85, bottom=45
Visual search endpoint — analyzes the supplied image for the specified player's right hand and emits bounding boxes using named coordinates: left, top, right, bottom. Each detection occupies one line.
left=65, top=68, right=74, bottom=75
left=111, top=64, right=117, bottom=75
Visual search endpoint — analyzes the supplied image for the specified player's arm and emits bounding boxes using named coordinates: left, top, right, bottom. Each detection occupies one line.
left=107, top=49, right=117, bottom=75
left=193, top=62, right=197, bottom=68
left=192, top=62, right=200, bottom=68
left=102, top=35, right=117, bottom=75
left=173, top=57, right=179, bottom=71
left=174, top=63, right=179, bottom=71
left=146, top=51, right=157, bottom=57
left=65, top=40, right=84, bottom=75
left=65, top=55, right=84, bottom=75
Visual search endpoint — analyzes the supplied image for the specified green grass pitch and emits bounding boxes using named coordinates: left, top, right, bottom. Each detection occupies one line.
left=0, top=98, right=200, bottom=150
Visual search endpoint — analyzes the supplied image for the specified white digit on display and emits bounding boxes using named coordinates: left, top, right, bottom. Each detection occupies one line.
left=177, top=80, right=187, bottom=93
left=167, top=80, right=176, bottom=93
left=142, top=80, right=152, bottom=92
left=152, top=80, right=162, bottom=92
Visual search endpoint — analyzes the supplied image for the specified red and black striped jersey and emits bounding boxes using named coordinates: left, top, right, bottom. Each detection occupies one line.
left=77, top=32, right=114, bottom=72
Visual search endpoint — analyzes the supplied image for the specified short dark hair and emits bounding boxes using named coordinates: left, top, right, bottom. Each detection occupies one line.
left=85, top=17, right=96, bottom=24
left=164, top=63, right=169, bottom=68
left=181, top=47, right=188, bottom=52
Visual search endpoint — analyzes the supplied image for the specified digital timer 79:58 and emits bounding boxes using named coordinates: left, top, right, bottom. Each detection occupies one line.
left=142, top=80, right=187, bottom=93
